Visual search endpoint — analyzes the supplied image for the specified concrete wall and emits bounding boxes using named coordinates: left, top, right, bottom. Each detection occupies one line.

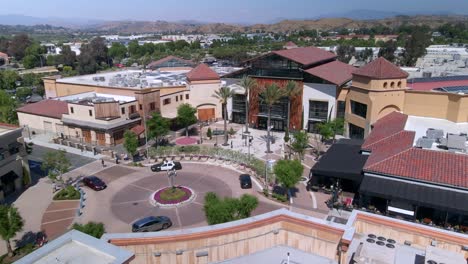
left=18, top=113, right=63, bottom=135
left=160, top=91, right=188, bottom=119
left=353, top=76, right=407, bottom=91
left=303, top=83, right=337, bottom=130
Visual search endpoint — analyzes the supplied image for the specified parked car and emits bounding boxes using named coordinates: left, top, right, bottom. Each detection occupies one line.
left=82, top=176, right=107, bottom=191
left=151, top=161, right=182, bottom=172
left=132, top=216, right=172, bottom=232
left=239, top=174, right=252, bottom=189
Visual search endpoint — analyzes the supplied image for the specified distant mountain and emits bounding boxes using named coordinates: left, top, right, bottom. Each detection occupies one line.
left=0, top=14, right=105, bottom=28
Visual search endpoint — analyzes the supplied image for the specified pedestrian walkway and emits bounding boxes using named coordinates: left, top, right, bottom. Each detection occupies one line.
left=24, top=132, right=104, bottom=159
left=41, top=200, right=80, bottom=240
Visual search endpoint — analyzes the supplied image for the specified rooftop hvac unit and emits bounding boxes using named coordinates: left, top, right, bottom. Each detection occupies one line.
left=426, top=128, right=444, bottom=140
left=99, top=77, right=105, bottom=82
left=92, top=77, right=99, bottom=81
left=446, top=133, right=467, bottom=150
left=416, top=137, right=435, bottom=149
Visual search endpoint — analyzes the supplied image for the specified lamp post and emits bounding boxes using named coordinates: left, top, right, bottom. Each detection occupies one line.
left=199, top=122, right=204, bottom=144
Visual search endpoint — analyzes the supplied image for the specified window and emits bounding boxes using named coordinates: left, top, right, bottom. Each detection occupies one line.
left=70, top=107, right=74, bottom=114
left=89, top=110, right=93, bottom=117
left=180, top=95, right=183, bottom=100
left=149, top=102, right=155, bottom=110
left=397, top=81, right=402, bottom=88
left=390, top=82, right=395, bottom=88
left=129, top=105, right=136, bottom=114
left=383, top=82, right=388, bottom=88
left=349, top=123, right=365, bottom=139
left=139, top=104, right=143, bottom=110
left=336, top=101, right=346, bottom=119
left=350, top=100, right=367, bottom=118
left=186, top=94, right=189, bottom=100
left=308, top=101, right=329, bottom=121
left=176, top=96, right=179, bottom=102
left=121, top=107, right=125, bottom=115
left=163, top=98, right=171, bottom=105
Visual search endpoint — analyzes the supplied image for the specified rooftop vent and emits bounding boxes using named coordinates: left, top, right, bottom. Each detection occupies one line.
left=416, top=137, right=435, bottom=149
left=426, top=128, right=444, bottom=140
left=446, top=133, right=467, bottom=151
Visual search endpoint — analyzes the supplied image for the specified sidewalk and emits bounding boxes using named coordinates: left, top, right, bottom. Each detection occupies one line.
left=24, top=133, right=104, bottom=159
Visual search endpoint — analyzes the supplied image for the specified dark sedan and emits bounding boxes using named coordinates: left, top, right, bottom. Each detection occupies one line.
left=132, top=216, right=172, bottom=232
left=82, top=176, right=107, bottom=191
left=239, top=174, right=252, bottom=189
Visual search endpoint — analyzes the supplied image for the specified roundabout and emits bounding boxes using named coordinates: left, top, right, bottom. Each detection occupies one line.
left=78, top=162, right=286, bottom=232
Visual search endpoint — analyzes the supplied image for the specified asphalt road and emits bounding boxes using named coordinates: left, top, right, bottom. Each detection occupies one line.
left=28, top=144, right=95, bottom=170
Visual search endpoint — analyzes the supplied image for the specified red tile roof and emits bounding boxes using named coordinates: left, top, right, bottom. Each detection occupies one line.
left=0, top=52, right=7, bottom=57
left=304, top=61, right=356, bottom=86
left=272, top=46, right=337, bottom=66
left=364, top=130, right=415, bottom=167
left=16, top=100, right=68, bottom=119
left=186, top=64, right=220, bottom=82
left=409, top=80, right=468, bottom=91
left=362, top=111, right=408, bottom=150
left=284, top=41, right=297, bottom=47
left=365, top=148, right=468, bottom=188
left=130, top=125, right=145, bottom=136
left=353, top=57, right=409, bottom=79
left=147, top=55, right=194, bottom=69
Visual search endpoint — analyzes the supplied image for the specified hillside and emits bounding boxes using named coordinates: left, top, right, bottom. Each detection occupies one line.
left=86, top=15, right=468, bottom=34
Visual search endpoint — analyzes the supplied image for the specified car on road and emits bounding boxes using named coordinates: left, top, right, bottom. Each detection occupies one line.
left=132, top=216, right=172, bottom=232
left=151, top=160, right=182, bottom=172
left=239, top=174, right=252, bottom=189
left=82, top=176, right=107, bottom=191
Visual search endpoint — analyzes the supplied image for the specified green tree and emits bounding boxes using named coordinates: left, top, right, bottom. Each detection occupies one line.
left=378, top=41, right=397, bottom=62
left=7, top=34, right=31, bottom=60
left=273, top=159, right=304, bottom=196
left=0, top=90, right=18, bottom=124
left=336, top=45, right=355, bottom=63
left=22, top=54, right=39, bottom=69
left=123, top=130, right=139, bottom=157
left=16, top=87, right=32, bottom=101
left=147, top=112, right=169, bottom=148
left=260, top=83, right=284, bottom=153
left=402, top=30, right=431, bottom=66
left=108, top=42, right=127, bottom=61
left=128, top=40, right=141, bottom=57
left=0, top=205, right=24, bottom=256
left=203, top=192, right=258, bottom=225
left=176, top=103, right=197, bottom=137
left=77, top=44, right=98, bottom=74
left=60, top=45, right=77, bottom=67
left=290, top=130, right=309, bottom=160
left=206, top=127, right=212, bottom=139
left=317, top=118, right=344, bottom=142
left=212, top=86, right=236, bottom=146
left=72, top=222, right=105, bottom=238
left=239, top=76, right=257, bottom=134
left=0, top=70, right=20, bottom=90
left=283, top=80, right=301, bottom=142
left=41, top=150, right=71, bottom=181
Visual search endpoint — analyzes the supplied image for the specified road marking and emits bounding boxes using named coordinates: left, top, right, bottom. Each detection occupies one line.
left=41, top=216, right=75, bottom=225
left=111, top=199, right=149, bottom=206
left=302, top=181, right=317, bottom=209
left=129, top=184, right=156, bottom=193
left=44, top=208, right=78, bottom=213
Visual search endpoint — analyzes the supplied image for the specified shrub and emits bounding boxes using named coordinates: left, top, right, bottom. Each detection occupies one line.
left=53, top=186, right=80, bottom=200
left=72, top=222, right=105, bottom=238
left=204, top=192, right=258, bottom=225
left=207, top=127, right=212, bottom=139
left=272, top=193, right=288, bottom=203
left=263, top=188, right=269, bottom=197
left=228, top=127, right=236, bottom=136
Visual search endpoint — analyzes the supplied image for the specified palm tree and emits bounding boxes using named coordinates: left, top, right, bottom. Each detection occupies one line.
left=212, top=86, right=236, bottom=146
left=239, top=76, right=257, bottom=133
left=0, top=205, right=24, bottom=257
left=283, top=80, right=301, bottom=142
left=260, top=83, right=285, bottom=153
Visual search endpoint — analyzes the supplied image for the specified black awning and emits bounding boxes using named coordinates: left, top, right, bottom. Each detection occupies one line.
left=311, top=139, right=368, bottom=182
left=360, top=176, right=468, bottom=215
left=1, top=171, right=19, bottom=183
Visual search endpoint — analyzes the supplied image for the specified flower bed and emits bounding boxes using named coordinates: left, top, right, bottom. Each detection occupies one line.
left=150, top=186, right=195, bottom=207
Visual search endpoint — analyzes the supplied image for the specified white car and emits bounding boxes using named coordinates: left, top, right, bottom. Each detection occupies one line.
left=150, top=161, right=182, bottom=172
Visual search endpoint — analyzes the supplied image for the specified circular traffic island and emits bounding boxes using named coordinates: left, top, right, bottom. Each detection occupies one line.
left=150, top=186, right=195, bottom=207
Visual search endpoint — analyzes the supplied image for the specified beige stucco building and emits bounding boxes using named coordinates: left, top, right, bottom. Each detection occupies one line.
left=345, top=57, right=468, bottom=139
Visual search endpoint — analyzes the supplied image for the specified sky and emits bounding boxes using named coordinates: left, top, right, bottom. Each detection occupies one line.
left=1, top=0, right=468, bottom=24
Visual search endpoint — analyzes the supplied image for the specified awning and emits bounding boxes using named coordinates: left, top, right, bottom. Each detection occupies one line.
left=311, top=139, right=367, bottom=182
left=1, top=171, right=19, bottom=183
left=360, top=176, right=468, bottom=215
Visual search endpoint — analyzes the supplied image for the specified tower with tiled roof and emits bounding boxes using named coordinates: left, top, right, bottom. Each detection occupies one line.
left=344, top=57, right=409, bottom=139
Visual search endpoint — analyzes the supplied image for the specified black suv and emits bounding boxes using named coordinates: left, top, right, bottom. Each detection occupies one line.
left=239, top=174, right=252, bottom=189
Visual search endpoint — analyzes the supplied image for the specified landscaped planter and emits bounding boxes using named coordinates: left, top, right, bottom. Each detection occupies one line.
left=149, top=186, right=195, bottom=208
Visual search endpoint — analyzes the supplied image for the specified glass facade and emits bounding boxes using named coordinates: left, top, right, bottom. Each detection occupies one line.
left=308, top=100, right=329, bottom=121
left=240, top=54, right=303, bottom=79
left=349, top=123, right=365, bottom=139
left=232, top=94, right=246, bottom=124
left=336, top=101, right=346, bottom=119
left=350, top=100, right=368, bottom=118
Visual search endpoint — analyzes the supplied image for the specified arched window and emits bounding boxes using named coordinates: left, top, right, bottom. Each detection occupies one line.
left=390, top=82, right=395, bottom=88
left=383, top=82, right=388, bottom=88
left=397, top=81, right=402, bottom=88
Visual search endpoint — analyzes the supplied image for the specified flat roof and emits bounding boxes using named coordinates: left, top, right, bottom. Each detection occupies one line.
left=214, top=245, right=337, bottom=264
left=404, top=115, right=468, bottom=148
left=56, top=92, right=136, bottom=105
left=15, top=230, right=134, bottom=264
left=57, top=70, right=190, bottom=89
